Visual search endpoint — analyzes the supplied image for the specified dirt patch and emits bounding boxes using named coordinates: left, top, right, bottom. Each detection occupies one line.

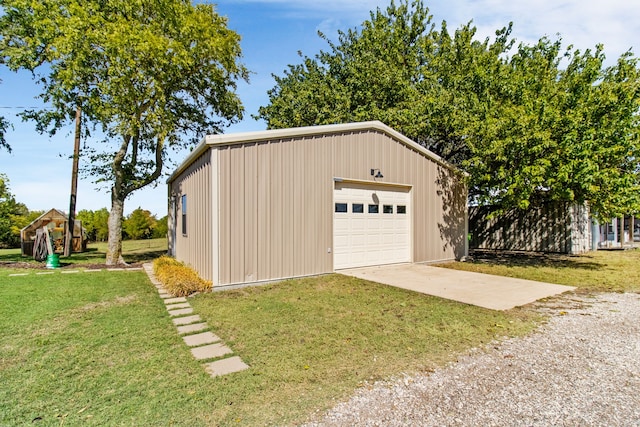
left=80, top=295, right=139, bottom=311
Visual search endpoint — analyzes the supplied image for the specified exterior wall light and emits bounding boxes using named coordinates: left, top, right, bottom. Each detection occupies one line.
left=370, top=168, right=384, bottom=179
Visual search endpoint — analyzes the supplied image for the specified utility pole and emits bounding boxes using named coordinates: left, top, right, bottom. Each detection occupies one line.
left=64, top=105, right=81, bottom=257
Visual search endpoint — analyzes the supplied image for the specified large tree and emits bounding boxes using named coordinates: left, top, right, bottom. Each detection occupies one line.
left=0, top=0, right=248, bottom=264
left=123, top=207, right=156, bottom=240
left=77, top=208, right=110, bottom=242
left=258, top=0, right=640, bottom=219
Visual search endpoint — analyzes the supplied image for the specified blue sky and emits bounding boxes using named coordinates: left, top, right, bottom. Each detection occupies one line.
left=1, top=0, right=638, bottom=217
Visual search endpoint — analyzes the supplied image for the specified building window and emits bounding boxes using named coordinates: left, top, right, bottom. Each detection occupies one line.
left=181, top=194, right=187, bottom=235
left=368, top=204, right=379, bottom=214
left=383, top=205, right=393, bottom=214
left=335, top=203, right=347, bottom=213
left=353, top=203, right=364, bottom=213
left=397, top=205, right=407, bottom=214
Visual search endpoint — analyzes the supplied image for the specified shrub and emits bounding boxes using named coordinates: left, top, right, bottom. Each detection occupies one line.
left=153, top=256, right=212, bottom=297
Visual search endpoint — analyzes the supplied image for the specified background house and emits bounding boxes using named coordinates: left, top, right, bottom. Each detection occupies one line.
left=597, top=215, right=639, bottom=248
left=168, top=121, right=468, bottom=289
left=20, top=208, right=86, bottom=256
left=469, top=202, right=592, bottom=255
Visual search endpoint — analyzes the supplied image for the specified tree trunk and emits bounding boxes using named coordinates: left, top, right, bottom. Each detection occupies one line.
left=106, top=196, right=126, bottom=265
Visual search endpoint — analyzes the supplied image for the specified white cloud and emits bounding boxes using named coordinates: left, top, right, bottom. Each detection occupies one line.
left=222, top=0, right=639, bottom=60
left=433, top=0, right=640, bottom=60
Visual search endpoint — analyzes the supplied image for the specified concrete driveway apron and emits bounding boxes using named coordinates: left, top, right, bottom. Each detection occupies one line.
left=338, top=263, right=575, bottom=310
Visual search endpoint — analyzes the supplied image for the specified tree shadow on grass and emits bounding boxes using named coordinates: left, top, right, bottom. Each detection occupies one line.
left=124, top=250, right=167, bottom=263
left=468, top=249, right=602, bottom=271
left=0, top=246, right=165, bottom=269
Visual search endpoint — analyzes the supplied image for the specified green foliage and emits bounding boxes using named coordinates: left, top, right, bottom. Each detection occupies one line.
left=153, top=255, right=211, bottom=297
left=153, top=215, right=168, bottom=239
left=123, top=207, right=156, bottom=240
left=258, top=0, right=640, bottom=219
left=0, top=0, right=249, bottom=263
left=76, top=208, right=110, bottom=242
left=79, top=208, right=164, bottom=241
left=0, top=174, right=33, bottom=248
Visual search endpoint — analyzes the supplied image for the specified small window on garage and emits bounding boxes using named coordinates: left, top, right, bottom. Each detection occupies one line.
left=353, top=203, right=364, bottom=213
left=181, top=194, right=187, bottom=235
left=397, top=205, right=407, bottom=214
left=335, top=203, right=348, bottom=213
left=368, top=204, right=379, bottom=214
left=383, top=205, right=393, bottom=214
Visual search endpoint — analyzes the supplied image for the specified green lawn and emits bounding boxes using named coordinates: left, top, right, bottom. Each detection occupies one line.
left=0, top=270, right=222, bottom=426
left=0, top=238, right=167, bottom=270
left=439, top=248, right=640, bottom=293
left=2, top=247, right=638, bottom=425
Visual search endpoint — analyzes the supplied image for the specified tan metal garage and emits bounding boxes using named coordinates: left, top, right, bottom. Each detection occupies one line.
left=167, top=121, right=468, bottom=289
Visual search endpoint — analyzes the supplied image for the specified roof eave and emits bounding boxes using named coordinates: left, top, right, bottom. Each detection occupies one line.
left=168, top=121, right=464, bottom=183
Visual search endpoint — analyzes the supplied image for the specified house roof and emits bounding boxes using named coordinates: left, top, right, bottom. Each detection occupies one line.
left=20, top=208, right=68, bottom=233
left=168, top=121, right=460, bottom=183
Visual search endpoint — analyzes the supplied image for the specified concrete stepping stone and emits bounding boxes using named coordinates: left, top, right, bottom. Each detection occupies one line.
left=204, top=356, right=249, bottom=378
left=183, top=332, right=221, bottom=347
left=172, top=315, right=201, bottom=326
left=166, top=302, right=191, bottom=310
left=141, top=262, right=248, bottom=379
left=168, top=307, right=194, bottom=317
left=191, top=343, right=232, bottom=360
left=177, top=323, right=208, bottom=335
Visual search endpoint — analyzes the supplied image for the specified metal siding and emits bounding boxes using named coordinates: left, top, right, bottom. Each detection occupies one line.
left=218, top=147, right=231, bottom=285
left=270, top=141, right=284, bottom=278
left=328, top=130, right=465, bottom=264
left=169, top=150, right=213, bottom=282
left=229, top=145, right=245, bottom=284
left=282, top=139, right=295, bottom=276
left=213, top=128, right=466, bottom=286
left=244, top=143, right=258, bottom=283
left=257, top=142, right=271, bottom=281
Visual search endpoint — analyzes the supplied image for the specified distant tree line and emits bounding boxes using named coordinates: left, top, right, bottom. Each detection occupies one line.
left=0, top=174, right=42, bottom=248
left=0, top=173, right=167, bottom=248
left=77, top=208, right=168, bottom=242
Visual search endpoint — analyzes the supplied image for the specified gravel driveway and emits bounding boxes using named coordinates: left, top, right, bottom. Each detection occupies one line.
left=305, top=292, right=640, bottom=426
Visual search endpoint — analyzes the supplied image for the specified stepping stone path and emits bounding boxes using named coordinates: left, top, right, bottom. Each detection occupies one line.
left=143, top=263, right=249, bottom=378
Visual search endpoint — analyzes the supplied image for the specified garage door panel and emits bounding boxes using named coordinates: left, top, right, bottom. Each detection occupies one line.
left=334, top=183, right=411, bottom=270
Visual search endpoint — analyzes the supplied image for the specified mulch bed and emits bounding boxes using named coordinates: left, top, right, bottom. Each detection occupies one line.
left=0, top=261, right=144, bottom=270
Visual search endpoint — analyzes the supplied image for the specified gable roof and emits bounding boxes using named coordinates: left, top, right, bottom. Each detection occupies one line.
left=21, top=208, right=68, bottom=233
left=168, top=121, right=460, bottom=183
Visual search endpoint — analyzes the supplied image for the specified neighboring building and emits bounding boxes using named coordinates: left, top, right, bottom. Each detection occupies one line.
left=20, top=208, right=86, bottom=256
left=168, top=121, right=468, bottom=289
left=597, top=215, right=639, bottom=248
left=469, top=202, right=592, bottom=255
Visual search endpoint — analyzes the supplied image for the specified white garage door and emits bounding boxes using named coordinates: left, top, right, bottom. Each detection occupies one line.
left=333, top=182, right=411, bottom=269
